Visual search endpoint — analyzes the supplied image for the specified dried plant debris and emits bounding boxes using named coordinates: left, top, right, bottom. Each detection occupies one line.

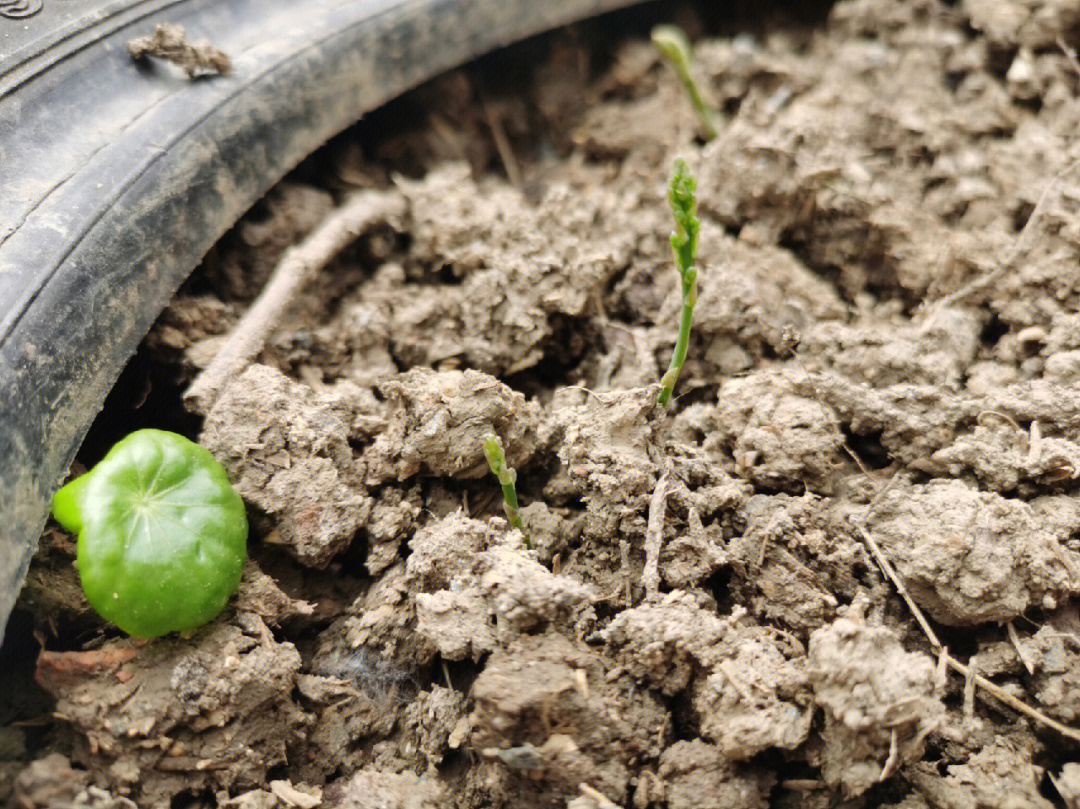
left=205, top=183, right=336, bottom=302
left=1053, top=762, right=1080, bottom=809
left=128, top=23, right=230, bottom=77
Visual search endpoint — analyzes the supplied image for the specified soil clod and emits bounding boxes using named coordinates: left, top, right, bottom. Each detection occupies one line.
left=128, top=24, right=231, bottom=77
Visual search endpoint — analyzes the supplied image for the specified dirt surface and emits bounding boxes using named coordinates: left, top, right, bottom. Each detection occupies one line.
left=7, top=0, right=1080, bottom=806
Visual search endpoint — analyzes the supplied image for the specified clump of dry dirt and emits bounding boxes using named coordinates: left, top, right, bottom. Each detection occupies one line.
left=807, top=602, right=945, bottom=796
left=34, top=617, right=306, bottom=808
left=11, top=0, right=1080, bottom=807
left=201, top=364, right=369, bottom=568
left=867, top=479, right=1080, bottom=625
left=407, top=512, right=595, bottom=660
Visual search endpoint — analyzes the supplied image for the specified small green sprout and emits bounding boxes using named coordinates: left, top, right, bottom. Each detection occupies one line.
left=657, top=158, right=701, bottom=407
left=482, top=433, right=529, bottom=547
left=51, top=429, right=248, bottom=638
left=651, top=24, right=719, bottom=141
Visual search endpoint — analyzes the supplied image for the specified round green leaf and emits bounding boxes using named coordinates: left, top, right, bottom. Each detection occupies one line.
left=51, top=429, right=247, bottom=638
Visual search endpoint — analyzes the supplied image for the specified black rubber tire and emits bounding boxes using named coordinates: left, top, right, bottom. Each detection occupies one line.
left=0, top=0, right=641, bottom=638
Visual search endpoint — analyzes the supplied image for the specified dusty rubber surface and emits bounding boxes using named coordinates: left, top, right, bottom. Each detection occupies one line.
left=7, top=1, right=1080, bottom=807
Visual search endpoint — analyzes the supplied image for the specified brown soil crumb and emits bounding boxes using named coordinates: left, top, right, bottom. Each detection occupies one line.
left=128, top=23, right=231, bottom=77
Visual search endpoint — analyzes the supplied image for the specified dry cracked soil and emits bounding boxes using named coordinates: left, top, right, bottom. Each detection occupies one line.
left=7, top=1, right=1080, bottom=807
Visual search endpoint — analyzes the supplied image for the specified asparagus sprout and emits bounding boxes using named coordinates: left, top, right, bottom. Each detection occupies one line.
left=483, top=433, right=529, bottom=547
left=657, top=158, right=700, bottom=407
left=651, top=25, right=719, bottom=141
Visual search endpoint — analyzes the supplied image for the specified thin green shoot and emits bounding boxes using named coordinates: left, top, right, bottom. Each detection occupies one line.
left=483, top=433, right=529, bottom=548
left=657, top=158, right=700, bottom=407
left=651, top=25, right=719, bottom=141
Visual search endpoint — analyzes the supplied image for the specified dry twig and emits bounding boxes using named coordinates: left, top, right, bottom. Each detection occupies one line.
left=789, top=339, right=1078, bottom=741
left=186, top=189, right=405, bottom=413
left=481, top=96, right=522, bottom=189
left=1058, top=37, right=1080, bottom=82
left=963, top=659, right=977, bottom=720
left=788, top=300, right=1078, bottom=741
left=619, top=540, right=632, bottom=609
left=1007, top=620, right=1036, bottom=676
left=880, top=729, right=901, bottom=781
left=718, top=660, right=754, bottom=703
left=578, top=783, right=622, bottom=809
left=642, top=469, right=672, bottom=599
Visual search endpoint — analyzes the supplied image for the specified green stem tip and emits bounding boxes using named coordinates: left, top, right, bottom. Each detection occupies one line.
left=651, top=24, right=719, bottom=141
left=657, top=158, right=701, bottom=407
left=483, top=433, right=529, bottom=546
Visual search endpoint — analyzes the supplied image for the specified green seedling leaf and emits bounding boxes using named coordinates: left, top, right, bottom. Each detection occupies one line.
left=52, top=429, right=247, bottom=638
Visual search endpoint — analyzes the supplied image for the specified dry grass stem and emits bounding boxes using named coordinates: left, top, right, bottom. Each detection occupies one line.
left=482, top=96, right=522, bottom=189
left=579, top=783, right=622, bottom=809
left=1007, top=621, right=1036, bottom=676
